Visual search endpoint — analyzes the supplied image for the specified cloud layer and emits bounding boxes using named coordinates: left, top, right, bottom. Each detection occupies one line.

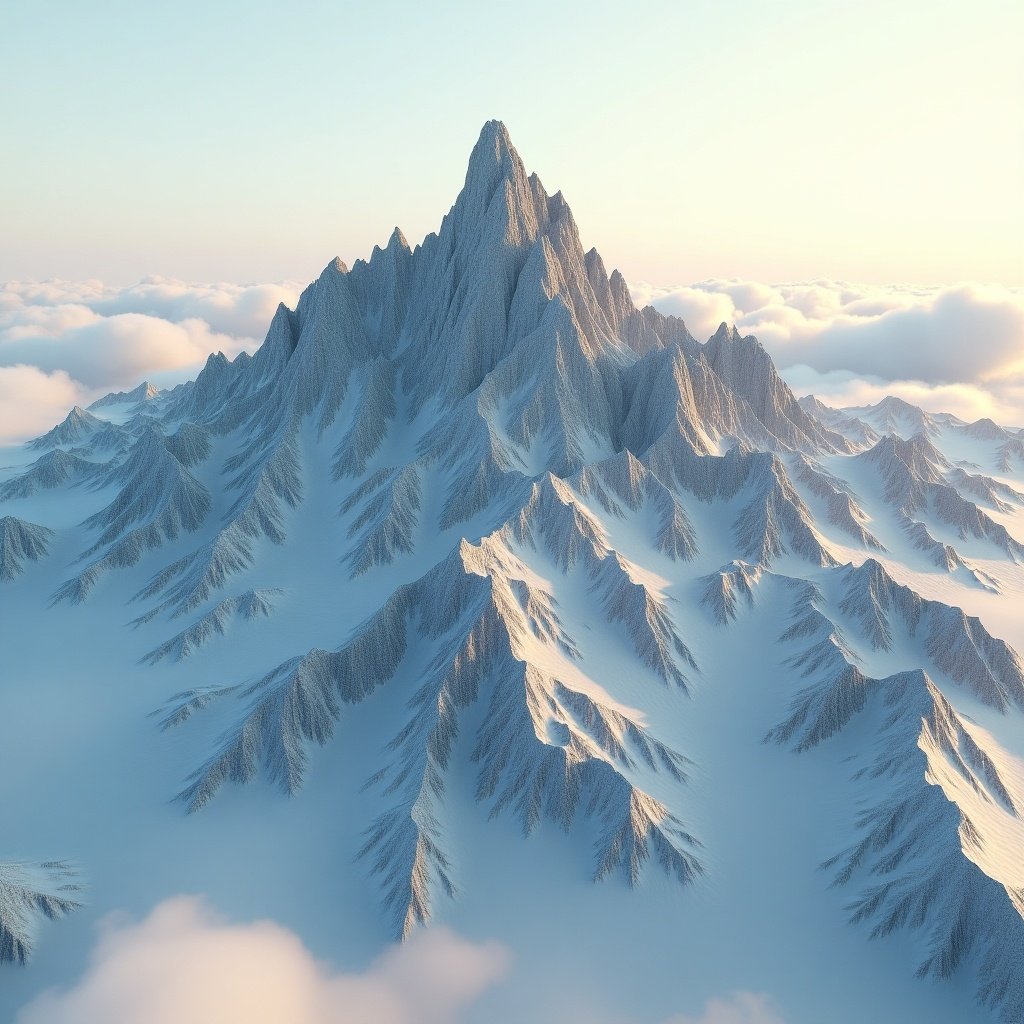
left=15, top=897, right=510, bottom=1024
left=0, top=278, right=300, bottom=443
left=631, top=279, right=1024, bottom=425
left=10, top=892, right=784, bottom=1024
left=662, top=991, right=787, bottom=1024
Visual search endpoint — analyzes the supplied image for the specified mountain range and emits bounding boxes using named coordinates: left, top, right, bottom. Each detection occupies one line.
left=2, top=121, right=1023, bottom=1024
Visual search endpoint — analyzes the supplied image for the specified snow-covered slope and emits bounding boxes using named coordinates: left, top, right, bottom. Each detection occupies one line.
left=3, top=122, right=1024, bottom=1024
left=0, top=863, right=81, bottom=966
left=0, top=517, right=53, bottom=580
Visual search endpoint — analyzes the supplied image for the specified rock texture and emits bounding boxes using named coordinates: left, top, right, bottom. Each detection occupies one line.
left=0, top=517, right=53, bottom=581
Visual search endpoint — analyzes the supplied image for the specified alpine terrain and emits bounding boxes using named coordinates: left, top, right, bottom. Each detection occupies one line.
left=3, top=122, right=1024, bottom=1024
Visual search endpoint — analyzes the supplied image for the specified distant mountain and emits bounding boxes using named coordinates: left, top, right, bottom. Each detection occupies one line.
left=25, top=406, right=105, bottom=451
left=88, top=381, right=161, bottom=411
left=3, top=122, right=1024, bottom=1023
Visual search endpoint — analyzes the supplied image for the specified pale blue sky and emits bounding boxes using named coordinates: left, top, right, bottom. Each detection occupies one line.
left=2, top=0, right=1021, bottom=286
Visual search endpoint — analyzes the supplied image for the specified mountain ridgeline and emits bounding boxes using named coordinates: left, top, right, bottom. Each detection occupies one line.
left=5, top=122, right=1024, bottom=1022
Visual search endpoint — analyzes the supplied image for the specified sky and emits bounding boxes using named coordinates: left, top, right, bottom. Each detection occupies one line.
left=2, top=0, right=1022, bottom=286
left=1, top=1, right=1023, bottom=433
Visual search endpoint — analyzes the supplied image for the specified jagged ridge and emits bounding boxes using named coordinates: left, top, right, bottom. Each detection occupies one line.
left=0, top=861, right=81, bottom=965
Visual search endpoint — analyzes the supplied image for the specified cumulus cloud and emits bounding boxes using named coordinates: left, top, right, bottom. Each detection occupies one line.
left=749, top=286, right=1024, bottom=384
left=630, top=284, right=738, bottom=344
left=660, top=992, right=787, bottom=1024
left=632, top=278, right=1024, bottom=425
left=1, top=310, right=246, bottom=390
left=3, top=277, right=302, bottom=341
left=0, top=278, right=301, bottom=443
left=15, top=896, right=511, bottom=1024
left=86, top=278, right=302, bottom=340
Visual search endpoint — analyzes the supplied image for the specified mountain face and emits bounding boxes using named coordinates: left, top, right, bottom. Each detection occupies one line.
left=3, top=122, right=1024, bottom=1023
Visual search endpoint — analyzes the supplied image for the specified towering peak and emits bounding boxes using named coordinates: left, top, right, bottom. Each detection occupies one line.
left=607, top=269, right=637, bottom=323
left=203, top=351, right=230, bottom=372
left=386, top=226, right=409, bottom=251
left=705, top=322, right=747, bottom=348
left=367, top=228, right=410, bottom=262
left=584, top=247, right=606, bottom=277
left=464, top=119, right=522, bottom=187
left=452, top=119, right=538, bottom=241
left=709, top=322, right=731, bottom=344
